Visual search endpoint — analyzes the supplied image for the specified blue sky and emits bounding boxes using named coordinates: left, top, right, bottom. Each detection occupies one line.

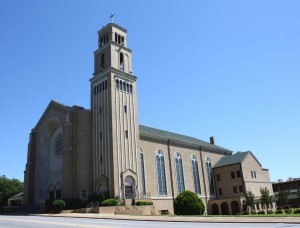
left=0, top=1, right=299, bottom=182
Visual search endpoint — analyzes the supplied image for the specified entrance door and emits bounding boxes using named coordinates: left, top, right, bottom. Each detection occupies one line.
left=125, top=186, right=133, bottom=199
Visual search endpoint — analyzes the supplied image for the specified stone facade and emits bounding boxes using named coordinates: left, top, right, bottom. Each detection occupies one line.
left=23, top=23, right=273, bottom=215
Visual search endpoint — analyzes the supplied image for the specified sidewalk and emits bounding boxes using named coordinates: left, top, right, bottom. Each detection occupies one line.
left=37, top=213, right=300, bottom=224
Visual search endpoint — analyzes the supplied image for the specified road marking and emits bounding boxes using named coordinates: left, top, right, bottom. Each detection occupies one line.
left=0, top=217, right=112, bottom=228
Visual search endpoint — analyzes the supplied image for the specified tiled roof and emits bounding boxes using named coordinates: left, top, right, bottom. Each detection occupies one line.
left=139, top=125, right=232, bottom=153
left=213, top=151, right=252, bottom=168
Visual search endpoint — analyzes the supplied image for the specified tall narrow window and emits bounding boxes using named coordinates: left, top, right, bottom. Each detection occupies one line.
left=156, top=150, right=167, bottom=195
left=175, top=152, right=185, bottom=194
left=120, top=52, right=124, bottom=71
left=116, top=79, right=119, bottom=89
left=125, top=130, right=128, bottom=139
left=124, top=105, right=127, bottom=113
left=101, top=54, right=105, bottom=69
left=120, top=80, right=123, bottom=90
left=115, top=33, right=118, bottom=42
left=206, top=157, right=215, bottom=195
left=140, top=148, right=146, bottom=196
left=130, top=84, right=133, bottom=94
left=191, top=155, right=201, bottom=194
left=121, top=36, right=125, bottom=45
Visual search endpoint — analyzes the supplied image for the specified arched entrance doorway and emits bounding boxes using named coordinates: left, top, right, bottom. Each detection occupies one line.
left=124, top=176, right=135, bottom=199
left=212, top=203, right=219, bottom=215
left=221, top=202, right=229, bottom=215
left=231, top=201, right=240, bottom=215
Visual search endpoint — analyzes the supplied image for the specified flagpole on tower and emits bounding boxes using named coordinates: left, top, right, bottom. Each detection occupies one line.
left=110, top=13, right=115, bottom=23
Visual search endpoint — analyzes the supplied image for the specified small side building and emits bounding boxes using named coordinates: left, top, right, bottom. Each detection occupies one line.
left=208, top=151, right=275, bottom=215
left=273, top=178, right=300, bottom=208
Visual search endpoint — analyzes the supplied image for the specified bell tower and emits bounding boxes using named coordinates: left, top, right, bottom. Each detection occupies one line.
left=90, top=23, right=139, bottom=199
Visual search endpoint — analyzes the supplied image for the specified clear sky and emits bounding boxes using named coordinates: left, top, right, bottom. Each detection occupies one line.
left=0, top=0, right=299, bottom=182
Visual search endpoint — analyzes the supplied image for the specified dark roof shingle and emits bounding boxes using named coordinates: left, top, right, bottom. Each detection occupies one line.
left=139, top=125, right=232, bottom=153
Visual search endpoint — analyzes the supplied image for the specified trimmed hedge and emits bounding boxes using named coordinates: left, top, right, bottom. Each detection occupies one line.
left=52, top=199, right=66, bottom=212
left=45, top=199, right=84, bottom=212
left=267, top=210, right=273, bottom=214
left=136, top=201, right=153, bottom=206
left=285, top=209, right=293, bottom=214
left=294, top=209, right=300, bottom=214
left=101, top=198, right=118, bottom=207
left=174, top=191, right=205, bottom=215
left=275, top=210, right=283, bottom=214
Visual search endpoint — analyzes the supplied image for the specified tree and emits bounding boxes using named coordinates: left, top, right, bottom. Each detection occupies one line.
left=0, top=175, right=23, bottom=211
left=173, top=190, right=205, bottom=215
left=260, top=187, right=272, bottom=212
left=277, top=191, right=289, bottom=210
left=245, top=190, right=254, bottom=213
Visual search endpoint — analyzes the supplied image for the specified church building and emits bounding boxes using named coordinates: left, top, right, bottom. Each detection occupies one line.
left=23, top=22, right=274, bottom=215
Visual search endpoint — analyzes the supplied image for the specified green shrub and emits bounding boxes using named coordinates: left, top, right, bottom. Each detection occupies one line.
left=241, top=211, right=249, bottom=215
left=173, top=190, right=205, bottom=215
left=257, top=210, right=265, bottom=214
left=101, top=198, right=118, bottom=207
left=251, top=210, right=256, bottom=215
left=267, top=210, right=273, bottom=214
left=294, top=209, right=300, bottom=214
left=275, top=210, right=283, bottom=214
left=52, top=199, right=66, bottom=212
left=285, top=209, right=293, bottom=214
left=136, top=201, right=153, bottom=206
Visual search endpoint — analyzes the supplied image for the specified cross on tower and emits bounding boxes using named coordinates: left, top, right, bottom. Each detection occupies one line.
left=110, top=13, right=115, bottom=23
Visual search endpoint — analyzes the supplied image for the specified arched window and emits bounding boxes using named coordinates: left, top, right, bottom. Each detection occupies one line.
left=123, top=82, right=126, bottom=91
left=121, top=36, right=125, bottom=45
left=118, top=35, right=121, bottom=44
left=105, top=80, right=107, bottom=90
left=175, top=152, right=185, bottom=194
left=115, top=33, right=118, bottom=42
left=97, top=84, right=99, bottom=94
left=206, top=157, right=215, bottom=195
left=130, top=84, right=133, bottom=94
left=116, top=79, right=119, bottom=89
left=156, top=150, right=167, bottom=195
left=120, top=52, right=124, bottom=71
left=120, top=80, right=123, bottom=90
left=140, top=148, right=146, bottom=196
left=94, top=86, right=97, bottom=95
left=191, top=155, right=201, bottom=194
left=102, top=81, right=105, bottom=92
left=126, top=83, right=129, bottom=93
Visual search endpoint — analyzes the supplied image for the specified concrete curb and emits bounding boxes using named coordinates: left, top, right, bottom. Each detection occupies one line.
left=33, top=213, right=300, bottom=224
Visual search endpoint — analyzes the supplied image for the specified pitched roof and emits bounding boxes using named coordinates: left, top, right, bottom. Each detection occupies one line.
left=139, top=125, right=232, bottom=153
left=9, top=192, right=23, bottom=199
left=213, top=151, right=262, bottom=168
left=213, top=151, right=249, bottom=168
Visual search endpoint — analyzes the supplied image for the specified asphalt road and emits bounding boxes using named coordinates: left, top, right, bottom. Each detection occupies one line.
left=0, top=215, right=299, bottom=228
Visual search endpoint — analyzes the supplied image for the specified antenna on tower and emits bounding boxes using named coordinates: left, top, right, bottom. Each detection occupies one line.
left=110, top=13, right=115, bottom=23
